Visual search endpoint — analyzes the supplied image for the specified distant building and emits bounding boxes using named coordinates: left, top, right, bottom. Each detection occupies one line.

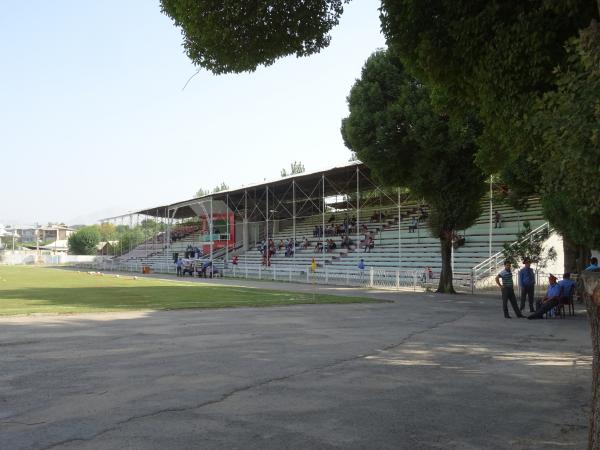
left=8, top=225, right=75, bottom=243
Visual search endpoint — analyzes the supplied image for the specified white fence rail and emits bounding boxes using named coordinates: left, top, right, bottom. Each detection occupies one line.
left=71, top=259, right=480, bottom=293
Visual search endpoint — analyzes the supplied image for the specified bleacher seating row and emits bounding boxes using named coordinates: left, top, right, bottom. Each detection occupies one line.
left=113, top=198, right=546, bottom=278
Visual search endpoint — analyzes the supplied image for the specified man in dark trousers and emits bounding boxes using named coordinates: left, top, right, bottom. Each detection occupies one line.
left=519, top=258, right=536, bottom=312
left=528, top=274, right=562, bottom=319
left=495, top=260, right=525, bottom=319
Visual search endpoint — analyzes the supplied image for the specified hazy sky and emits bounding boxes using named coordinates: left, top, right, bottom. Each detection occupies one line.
left=0, top=0, right=385, bottom=225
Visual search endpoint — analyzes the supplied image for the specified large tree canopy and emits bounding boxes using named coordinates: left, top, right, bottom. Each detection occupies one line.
left=160, top=0, right=347, bottom=74
left=341, top=50, right=485, bottom=293
left=534, top=23, right=600, bottom=251
left=380, top=0, right=598, bottom=172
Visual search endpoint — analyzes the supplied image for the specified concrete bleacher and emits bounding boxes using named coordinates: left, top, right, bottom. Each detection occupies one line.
left=227, top=197, right=545, bottom=276
left=112, top=197, right=546, bottom=279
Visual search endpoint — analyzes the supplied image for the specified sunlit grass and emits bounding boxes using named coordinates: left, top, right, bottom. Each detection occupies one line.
left=0, top=266, right=376, bottom=315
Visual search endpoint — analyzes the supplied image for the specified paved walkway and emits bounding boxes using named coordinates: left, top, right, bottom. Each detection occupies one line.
left=0, top=274, right=592, bottom=449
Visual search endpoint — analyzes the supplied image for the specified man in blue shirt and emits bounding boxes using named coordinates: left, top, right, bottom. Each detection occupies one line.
left=175, top=257, right=183, bottom=277
left=495, top=260, right=525, bottom=319
left=518, top=258, right=536, bottom=313
left=528, top=274, right=562, bottom=319
left=585, top=257, right=599, bottom=271
left=558, top=272, right=576, bottom=299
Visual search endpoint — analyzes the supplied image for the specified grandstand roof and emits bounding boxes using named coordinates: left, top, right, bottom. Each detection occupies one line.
left=104, top=161, right=389, bottom=221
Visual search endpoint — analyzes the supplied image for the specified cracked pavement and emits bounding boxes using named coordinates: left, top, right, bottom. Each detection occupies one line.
left=0, top=283, right=592, bottom=449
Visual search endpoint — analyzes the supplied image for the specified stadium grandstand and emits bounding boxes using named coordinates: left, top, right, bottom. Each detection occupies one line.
left=97, top=162, right=550, bottom=292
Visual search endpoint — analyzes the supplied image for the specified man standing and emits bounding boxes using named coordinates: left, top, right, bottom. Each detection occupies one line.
left=175, top=257, right=183, bottom=277
left=528, top=275, right=562, bottom=319
left=518, top=258, right=536, bottom=312
left=495, top=260, right=525, bottom=319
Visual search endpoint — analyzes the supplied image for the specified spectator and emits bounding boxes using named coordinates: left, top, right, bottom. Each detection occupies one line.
left=528, top=275, right=562, bottom=319
left=364, top=236, right=374, bottom=253
left=585, top=257, right=599, bottom=271
left=495, top=260, right=525, bottom=319
left=231, top=255, right=238, bottom=265
left=518, top=258, right=536, bottom=313
left=175, top=257, right=183, bottom=277
left=341, top=235, right=351, bottom=249
left=358, top=258, right=365, bottom=280
left=409, top=217, right=418, bottom=233
left=494, top=211, right=502, bottom=229
left=315, top=242, right=323, bottom=253
left=278, top=239, right=285, bottom=250
left=302, top=237, right=310, bottom=249
left=558, top=272, right=576, bottom=302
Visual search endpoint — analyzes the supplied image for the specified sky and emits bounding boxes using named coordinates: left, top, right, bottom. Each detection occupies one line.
left=0, top=0, right=386, bottom=225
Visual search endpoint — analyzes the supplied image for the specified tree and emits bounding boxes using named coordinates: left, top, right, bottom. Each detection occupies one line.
left=160, top=0, right=346, bottom=74
left=98, top=223, right=116, bottom=241
left=341, top=50, right=485, bottom=293
left=501, top=221, right=556, bottom=271
left=195, top=187, right=210, bottom=198
left=281, top=161, right=305, bottom=177
left=67, top=226, right=101, bottom=255
left=213, top=182, right=229, bottom=193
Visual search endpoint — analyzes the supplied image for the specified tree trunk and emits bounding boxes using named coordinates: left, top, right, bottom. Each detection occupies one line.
left=583, top=272, right=600, bottom=449
left=437, top=234, right=455, bottom=294
left=564, top=237, right=591, bottom=274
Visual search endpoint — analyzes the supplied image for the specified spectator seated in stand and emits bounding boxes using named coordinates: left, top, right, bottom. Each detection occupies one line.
left=302, top=237, right=310, bottom=249
left=409, top=217, right=418, bottom=233
left=285, top=240, right=295, bottom=257
left=231, top=255, right=238, bottom=265
left=363, top=236, right=374, bottom=253
left=315, top=242, right=323, bottom=253
left=326, top=239, right=337, bottom=252
left=278, top=239, right=285, bottom=250
left=341, top=235, right=353, bottom=249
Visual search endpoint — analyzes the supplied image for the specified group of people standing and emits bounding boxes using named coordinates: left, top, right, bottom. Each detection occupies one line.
left=495, top=257, right=597, bottom=319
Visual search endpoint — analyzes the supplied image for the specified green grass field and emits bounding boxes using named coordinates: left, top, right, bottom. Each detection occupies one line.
left=0, top=266, right=375, bottom=315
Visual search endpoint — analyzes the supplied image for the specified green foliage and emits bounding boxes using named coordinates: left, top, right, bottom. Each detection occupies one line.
left=118, top=228, right=145, bottom=253
left=341, top=50, right=486, bottom=292
left=68, top=226, right=101, bottom=255
left=531, top=24, right=600, bottom=249
left=501, top=221, right=556, bottom=270
left=281, top=161, right=305, bottom=177
left=213, top=182, right=229, bottom=193
left=196, top=187, right=210, bottom=198
left=98, top=223, right=117, bottom=241
left=380, top=0, right=597, bottom=173
left=160, top=0, right=347, bottom=74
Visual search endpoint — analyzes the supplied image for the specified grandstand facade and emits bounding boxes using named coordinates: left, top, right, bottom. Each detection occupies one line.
left=99, top=162, right=553, bottom=291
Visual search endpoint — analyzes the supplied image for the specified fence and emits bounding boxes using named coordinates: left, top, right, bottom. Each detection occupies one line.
left=72, top=258, right=479, bottom=293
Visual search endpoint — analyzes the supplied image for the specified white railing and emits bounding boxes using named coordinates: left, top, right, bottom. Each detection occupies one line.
left=71, top=261, right=475, bottom=293
left=471, top=222, right=550, bottom=287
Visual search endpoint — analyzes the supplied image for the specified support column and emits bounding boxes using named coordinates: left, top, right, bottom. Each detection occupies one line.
left=292, top=180, right=296, bottom=269
left=266, top=186, right=269, bottom=265
left=398, top=188, right=402, bottom=271
left=356, top=167, right=360, bottom=251
left=243, top=189, right=249, bottom=251
left=209, top=196, right=214, bottom=265
left=489, top=175, right=493, bottom=272
left=225, top=193, right=229, bottom=268
left=322, top=174, right=325, bottom=269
